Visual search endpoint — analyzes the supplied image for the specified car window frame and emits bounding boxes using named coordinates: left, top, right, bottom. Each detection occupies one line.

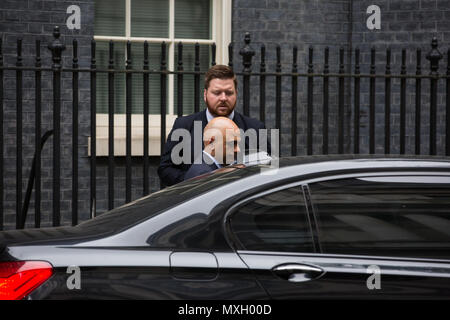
left=304, top=170, right=450, bottom=261
left=223, top=181, right=318, bottom=254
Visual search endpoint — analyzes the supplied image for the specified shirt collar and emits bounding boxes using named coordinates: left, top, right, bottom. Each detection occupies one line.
left=206, top=108, right=235, bottom=123
left=202, top=150, right=222, bottom=168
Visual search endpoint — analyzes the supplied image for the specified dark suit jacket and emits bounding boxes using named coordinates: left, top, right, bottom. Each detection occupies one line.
left=158, top=110, right=268, bottom=186
left=183, top=153, right=220, bottom=181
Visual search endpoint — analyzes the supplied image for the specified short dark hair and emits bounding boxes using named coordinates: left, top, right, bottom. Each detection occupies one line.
left=204, top=65, right=237, bottom=90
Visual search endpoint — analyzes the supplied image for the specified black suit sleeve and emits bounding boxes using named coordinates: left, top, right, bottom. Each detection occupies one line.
left=184, top=162, right=216, bottom=181
left=157, top=117, right=188, bottom=186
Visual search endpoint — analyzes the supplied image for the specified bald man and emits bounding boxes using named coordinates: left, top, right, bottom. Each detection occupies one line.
left=184, top=117, right=241, bottom=181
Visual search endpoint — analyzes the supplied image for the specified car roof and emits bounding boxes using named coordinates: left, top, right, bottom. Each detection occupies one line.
left=275, top=154, right=450, bottom=168
left=248, top=154, right=450, bottom=184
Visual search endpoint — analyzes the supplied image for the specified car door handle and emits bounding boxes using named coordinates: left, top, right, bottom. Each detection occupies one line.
left=272, top=263, right=325, bottom=283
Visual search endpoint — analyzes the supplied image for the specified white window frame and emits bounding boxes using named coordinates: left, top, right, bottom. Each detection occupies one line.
left=91, top=0, right=232, bottom=156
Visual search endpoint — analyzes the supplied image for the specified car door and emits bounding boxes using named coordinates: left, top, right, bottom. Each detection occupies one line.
left=226, top=174, right=450, bottom=299
left=225, top=183, right=342, bottom=299
left=305, top=173, right=450, bottom=299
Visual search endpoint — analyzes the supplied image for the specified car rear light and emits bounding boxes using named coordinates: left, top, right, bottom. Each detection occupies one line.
left=0, top=261, right=53, bottom=300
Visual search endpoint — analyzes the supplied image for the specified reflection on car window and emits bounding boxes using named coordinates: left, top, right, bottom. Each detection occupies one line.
left=309, top=175, right=450, bottom=260
left=77, top=165, right=261, bottom=232
left=230, top=187, right=314, bottom=253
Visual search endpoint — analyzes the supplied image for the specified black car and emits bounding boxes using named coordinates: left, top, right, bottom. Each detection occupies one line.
left=1, top=155, right=450, bottom=300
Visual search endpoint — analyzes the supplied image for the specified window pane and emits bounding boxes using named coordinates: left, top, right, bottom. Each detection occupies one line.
left=95, top=0, right=126, bottom=36
left=96, top=41, right=126, bottom=113
left=174, top=44, right=210, bottom=115
left=131, top=0, right=169, bottom=38
left=230, top=187, right=314, bottom=253
left=175, top=0, right=211, bottom=39
left=131, top=42, right=167, bottom=114
left=96, top=41, right=169, bottom=115
left=310, top=176, right=450, bottom=259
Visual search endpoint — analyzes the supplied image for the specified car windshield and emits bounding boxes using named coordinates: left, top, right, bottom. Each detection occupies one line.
left=76, top=164, right=263, bottom=233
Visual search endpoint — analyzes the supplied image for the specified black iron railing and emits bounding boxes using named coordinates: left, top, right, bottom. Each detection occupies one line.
left=0, top=27, right=449, bottom=230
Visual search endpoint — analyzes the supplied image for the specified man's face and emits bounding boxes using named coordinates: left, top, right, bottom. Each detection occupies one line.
left=222, top=128, right=241, bottom=165
left=204, top=126, right=241, bottom=165
left=204, top=78, right=237, bottom=117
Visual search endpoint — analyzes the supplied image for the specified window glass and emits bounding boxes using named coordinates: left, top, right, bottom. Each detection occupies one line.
left=130, top=42, right=166, bottom=114
left=230, top=187, right=314, bottom=253
left=95, top=0, right=126, bottom=36
left=131, top=0, right=169, bottom=38
left=174, top=44, right=210, bottom=114
left=96, top=42, right=168, bottom=114
left=175, top=0, right=211, bottom=39
left=309, top=176, right=450, bottom=259
left=94, top=0, right=212, bottom=115
left=96, top=41, right=125, bottom=114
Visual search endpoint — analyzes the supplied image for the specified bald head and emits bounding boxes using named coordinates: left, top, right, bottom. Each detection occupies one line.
left=203, top=117, right=241, bottom=165
left=204, top=117, right=238, bottom=139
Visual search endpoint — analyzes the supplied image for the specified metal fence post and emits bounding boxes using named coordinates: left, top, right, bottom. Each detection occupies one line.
left=291, top=46, right=298, bottom=156
left=307, top=46, right=314, bottom=155
left=259, top=45, right=266, bottom=124
left=415, top=49, right=422, bottom=155
left=35, top=40, right=42, bottom=228
left=354, top=47, right=360, bottom=155
left=385, top=48, right=391, bottom=154
left=125, top=41, right=132, bottom=203
left=239, top=33, right=254, bottom=117
left=143, top=41, right=149, bottom=196
left=323, top=47, right=330, bottom=155
left=16, top=39, right=23, bottom=228
left=400, top=49, right=407, bottom=154
left=447, top=49, right=450, bottom=156
left=48, top=26, right=66, bottom=227
left=89, top=39, right=96, bottom=218
left=194, top=43, right=200, bottom=113
left=72, top=39, right=78, bottom=225
left=160, top=42, right=167, bottom=157
left=0, top=39, right=3, bottom=231
left=338, top=47, right=345, bottom=154
left=108, top=41, right=115, bottom=208
left=426, top=37, right=443, bottom=156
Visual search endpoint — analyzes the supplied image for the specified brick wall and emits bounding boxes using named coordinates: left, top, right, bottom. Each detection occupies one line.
left=232, top=0, right=353, bottom=155
left=232, top=0, right=450, bottom=156
left=0, top=0, right=95, bottom=229
left=351, top=0, right=450, bottom=154
left=0, top=0, right=164, bottom=230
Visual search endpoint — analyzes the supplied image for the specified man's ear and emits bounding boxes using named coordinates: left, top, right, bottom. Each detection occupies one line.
left=204, top=135, right=215, bottom=146
left=203, top=88, right=207, bottom=103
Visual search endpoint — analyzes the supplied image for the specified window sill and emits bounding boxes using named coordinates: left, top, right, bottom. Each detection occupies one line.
left=88, top=114, right=177, bottom=156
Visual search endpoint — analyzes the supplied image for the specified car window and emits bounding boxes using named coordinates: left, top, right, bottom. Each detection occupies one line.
left=229, top=186, right=314, bottom=253
left=77, top=165, right=262, bottom=233
left=309, top=175, right=450, bottom=260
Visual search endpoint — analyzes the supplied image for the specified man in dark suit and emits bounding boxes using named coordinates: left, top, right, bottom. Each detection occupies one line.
left=158, top=64, right=268, bottom=186
left=184, top=116, right=241, bottom=181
